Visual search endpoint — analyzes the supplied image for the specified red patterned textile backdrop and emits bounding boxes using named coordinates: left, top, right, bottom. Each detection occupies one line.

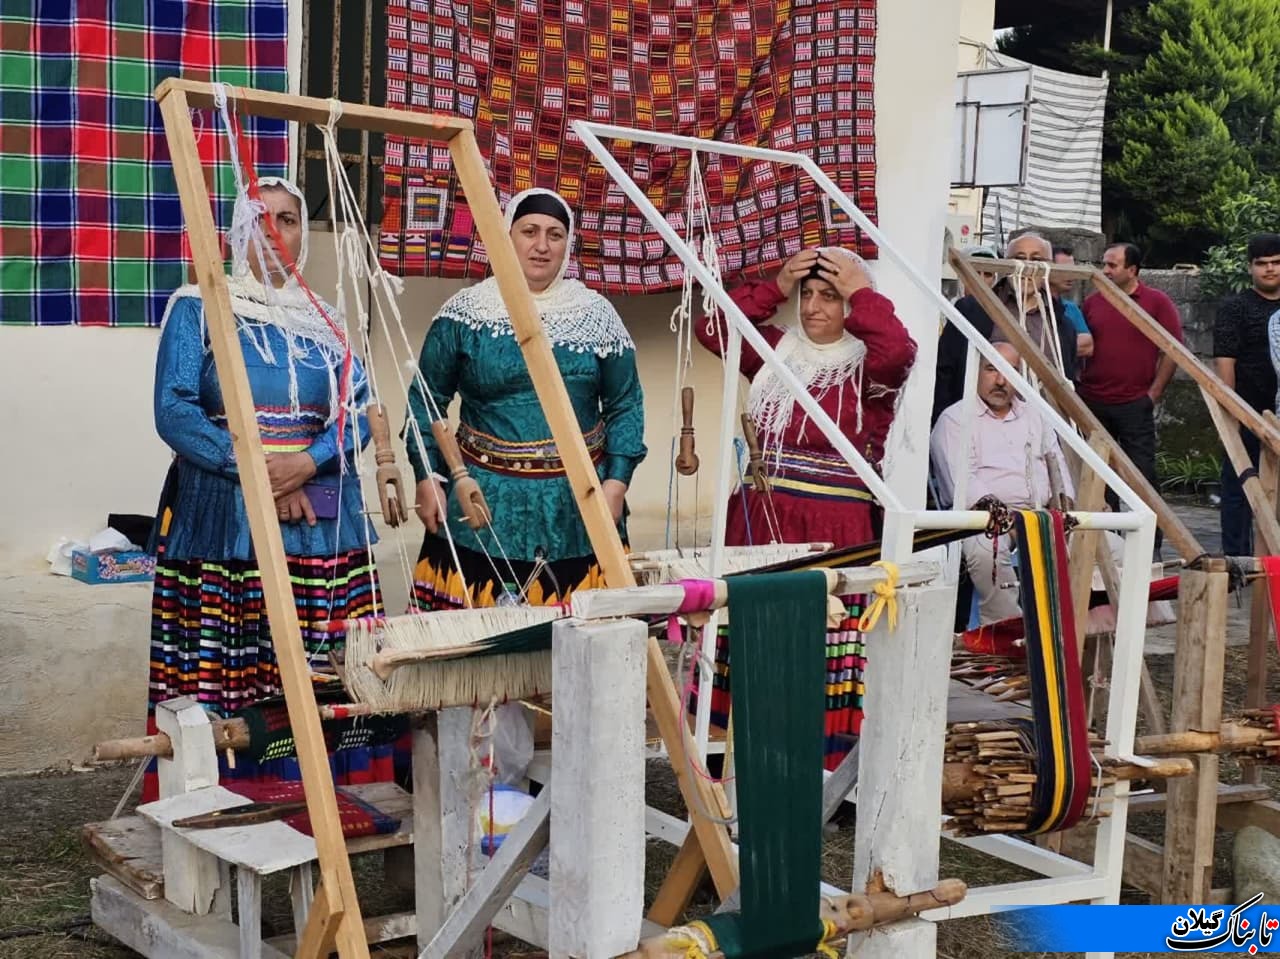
left=378, top=0, right=877, bottom=294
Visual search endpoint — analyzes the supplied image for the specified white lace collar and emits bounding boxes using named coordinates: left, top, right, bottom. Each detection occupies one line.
left=438, top=275, right=635, bottom=358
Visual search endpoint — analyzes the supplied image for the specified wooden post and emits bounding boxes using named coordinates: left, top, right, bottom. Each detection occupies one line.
left=849, top=583, right=955, bottom=958
left=1161, top=563, right=1229, bottom=904
left=550, top=618, right=647, bottom=958
left=949, top=250, right=1204, bottom=562
left=153, top=697, right=218, bottom=800
left=414, top=707, right=479, bottom=958
left=155, top=81, right=365, bottom=958
left=152, top=698, right=227, bottom=918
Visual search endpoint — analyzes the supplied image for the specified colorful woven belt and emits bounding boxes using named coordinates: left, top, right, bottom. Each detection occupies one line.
left=456, top=421, right=606, bottom=478
left=750, top=446, right=874, bottom=503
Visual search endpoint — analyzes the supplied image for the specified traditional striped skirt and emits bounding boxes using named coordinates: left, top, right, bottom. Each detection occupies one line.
left=691, top=595, right=867, bottom=770
left=411, top=533, right=609, bottom=611
left=143, top=549, right=409, bottom=802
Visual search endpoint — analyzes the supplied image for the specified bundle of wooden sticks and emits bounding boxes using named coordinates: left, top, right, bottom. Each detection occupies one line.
left=941, top=721, right=1193, bottom=836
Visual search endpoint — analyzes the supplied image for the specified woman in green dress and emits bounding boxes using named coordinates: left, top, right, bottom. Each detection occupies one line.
left=405, top=188, right=646, bottom=609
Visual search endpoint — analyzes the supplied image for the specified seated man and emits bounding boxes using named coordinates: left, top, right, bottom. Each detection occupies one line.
left=933, top=233, right=1079, bottom=425
left=931, top=342, right=1075, bottom=625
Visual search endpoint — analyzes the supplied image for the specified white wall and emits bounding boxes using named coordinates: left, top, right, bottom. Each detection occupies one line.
left=0, top=0, right=961, bottom=771
left=958, top=0, right=996, bottom=69
left=874, top=0, right=964, bottom=507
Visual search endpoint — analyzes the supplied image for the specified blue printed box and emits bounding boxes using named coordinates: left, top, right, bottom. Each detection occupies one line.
left=71, top=549, right=155, bottom=585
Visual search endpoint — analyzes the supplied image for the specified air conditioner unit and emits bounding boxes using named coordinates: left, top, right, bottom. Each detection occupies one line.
left=942, top=213, right=979, bottom=279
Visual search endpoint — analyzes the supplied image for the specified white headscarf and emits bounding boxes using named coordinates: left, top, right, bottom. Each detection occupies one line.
left=160, top=176, right=353, bottom=423
left=746, top=247, right=871, bottom=458
left=436, top=187, right=635, bottom=358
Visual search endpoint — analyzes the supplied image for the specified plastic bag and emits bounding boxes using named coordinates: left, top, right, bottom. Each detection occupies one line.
left=487, top=702, right=535, bottom=786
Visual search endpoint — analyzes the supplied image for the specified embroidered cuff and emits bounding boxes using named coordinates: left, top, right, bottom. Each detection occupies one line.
left=604, top=455, right=638, bottom=486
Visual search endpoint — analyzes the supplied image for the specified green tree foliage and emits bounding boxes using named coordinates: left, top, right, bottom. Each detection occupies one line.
left=1201, top=181, right=1280, bottom=295
left=1107, top=0, right=1280, bottom=261
left=999, top=0, right=1280, bottom=265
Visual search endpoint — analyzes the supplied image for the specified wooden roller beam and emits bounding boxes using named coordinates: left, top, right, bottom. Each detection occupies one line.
left=621, top=880, right=968, bottom=959
left=93, top=703, right=379, bottom=762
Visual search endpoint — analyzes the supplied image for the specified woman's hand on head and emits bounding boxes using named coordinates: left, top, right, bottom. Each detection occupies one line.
left=416, top=477, right=448, bottom=534
left=818, top=253, right=872, bottom=301
left=776, top=249, right=820, bottom=298
left=266, top=452, right=318, bottom=496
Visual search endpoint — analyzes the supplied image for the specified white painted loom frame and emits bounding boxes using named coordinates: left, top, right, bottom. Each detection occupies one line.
left=573, top=119, right=1156, bottom=959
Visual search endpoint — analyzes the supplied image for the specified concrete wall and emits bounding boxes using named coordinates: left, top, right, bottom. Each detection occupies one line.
left=0, top=0, right=962, bottom=773
left=1140, top=270, right=1218, bottom=360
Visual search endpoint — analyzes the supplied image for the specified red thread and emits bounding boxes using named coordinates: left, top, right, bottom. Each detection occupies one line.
left=223, top=100, right=355, bottom=444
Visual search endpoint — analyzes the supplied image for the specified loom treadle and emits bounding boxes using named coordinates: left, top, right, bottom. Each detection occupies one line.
left=82, top=816, right=165, bottom=900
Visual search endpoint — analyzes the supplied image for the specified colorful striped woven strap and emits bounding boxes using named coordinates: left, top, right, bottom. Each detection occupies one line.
left=1014, top=509, right=1093, bottom=834
left=751, top=446, right=874, bottom=503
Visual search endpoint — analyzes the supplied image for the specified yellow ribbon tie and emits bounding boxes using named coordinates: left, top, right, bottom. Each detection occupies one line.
left=856, top=560, right=900, bottom=634
left=665, top=921, right=717, bottom=959
left=816, top=918, right=842, bottom=959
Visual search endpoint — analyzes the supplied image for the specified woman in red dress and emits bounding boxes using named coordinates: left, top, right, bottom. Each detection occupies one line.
left=697, top=247, right=917, bottom=547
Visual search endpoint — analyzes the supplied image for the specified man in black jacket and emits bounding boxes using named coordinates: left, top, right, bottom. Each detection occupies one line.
left=933, top=233, right=1079, bottom=425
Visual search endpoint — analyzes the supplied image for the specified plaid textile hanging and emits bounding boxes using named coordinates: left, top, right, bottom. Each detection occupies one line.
left=378, top=0, right=878, bottom=294
left=0, top=0, right=288, bottom=327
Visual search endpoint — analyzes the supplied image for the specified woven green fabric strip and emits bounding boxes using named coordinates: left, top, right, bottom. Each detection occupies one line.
left=703, top=571, right=828, bottom=958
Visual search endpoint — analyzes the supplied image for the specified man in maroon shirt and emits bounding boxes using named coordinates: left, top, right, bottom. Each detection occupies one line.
left=1079, top=242, right=1183, bottom=553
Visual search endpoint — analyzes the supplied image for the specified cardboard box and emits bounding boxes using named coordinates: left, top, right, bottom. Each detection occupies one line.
left=71, top=549, right=155, bottom=585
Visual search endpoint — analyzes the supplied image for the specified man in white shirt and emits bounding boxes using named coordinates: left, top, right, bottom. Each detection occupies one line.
left=931, top=342, right=1075, bottom=624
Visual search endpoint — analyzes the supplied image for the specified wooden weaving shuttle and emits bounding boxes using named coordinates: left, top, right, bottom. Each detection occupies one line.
left=172, top=799, right=310, bottom=829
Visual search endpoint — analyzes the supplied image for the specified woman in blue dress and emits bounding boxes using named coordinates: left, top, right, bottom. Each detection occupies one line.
left=406, top=188, right=646, bottom=609
left=143, top=178, right=399, bottom=801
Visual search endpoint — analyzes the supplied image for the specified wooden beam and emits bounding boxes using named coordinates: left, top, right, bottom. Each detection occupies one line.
left=90, top=875, right=291, bottom=959
left=446, top=126, right=738, bottom=905
left=645, top=834, right=709, bottom=927
left=294, top=883, right=339, bottom=959
left=1129, top=783, right=1270, bottom=815
left=419, top=789, right=551, bottom=959
left=154, top=78, right=470, bottom=141
left=156, top=86, right=367, bottom=959
left=1203, top=391, right=1280, bottom=555
left=447, top=129, right=626, bottom=588
left=1090, top=269, right=1280, bottom=457
left=1215, top=799, right=1280, bottom=834
left=821, top=742, right=862, bottom=824
left=1247, top=429, right=1279, bottom=758
left=1161, top=564, right=1230, bottom=904
left=978, top=258, right=1280, bottom=453
left=949, top=249, right=1204, bottom=562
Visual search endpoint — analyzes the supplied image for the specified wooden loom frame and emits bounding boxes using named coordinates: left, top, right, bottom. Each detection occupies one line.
left=574, top=121, right=1159, bottom=959
left=152, top=78, right=736, bottom=959
left=951, top=250, right=1280, bottom=904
